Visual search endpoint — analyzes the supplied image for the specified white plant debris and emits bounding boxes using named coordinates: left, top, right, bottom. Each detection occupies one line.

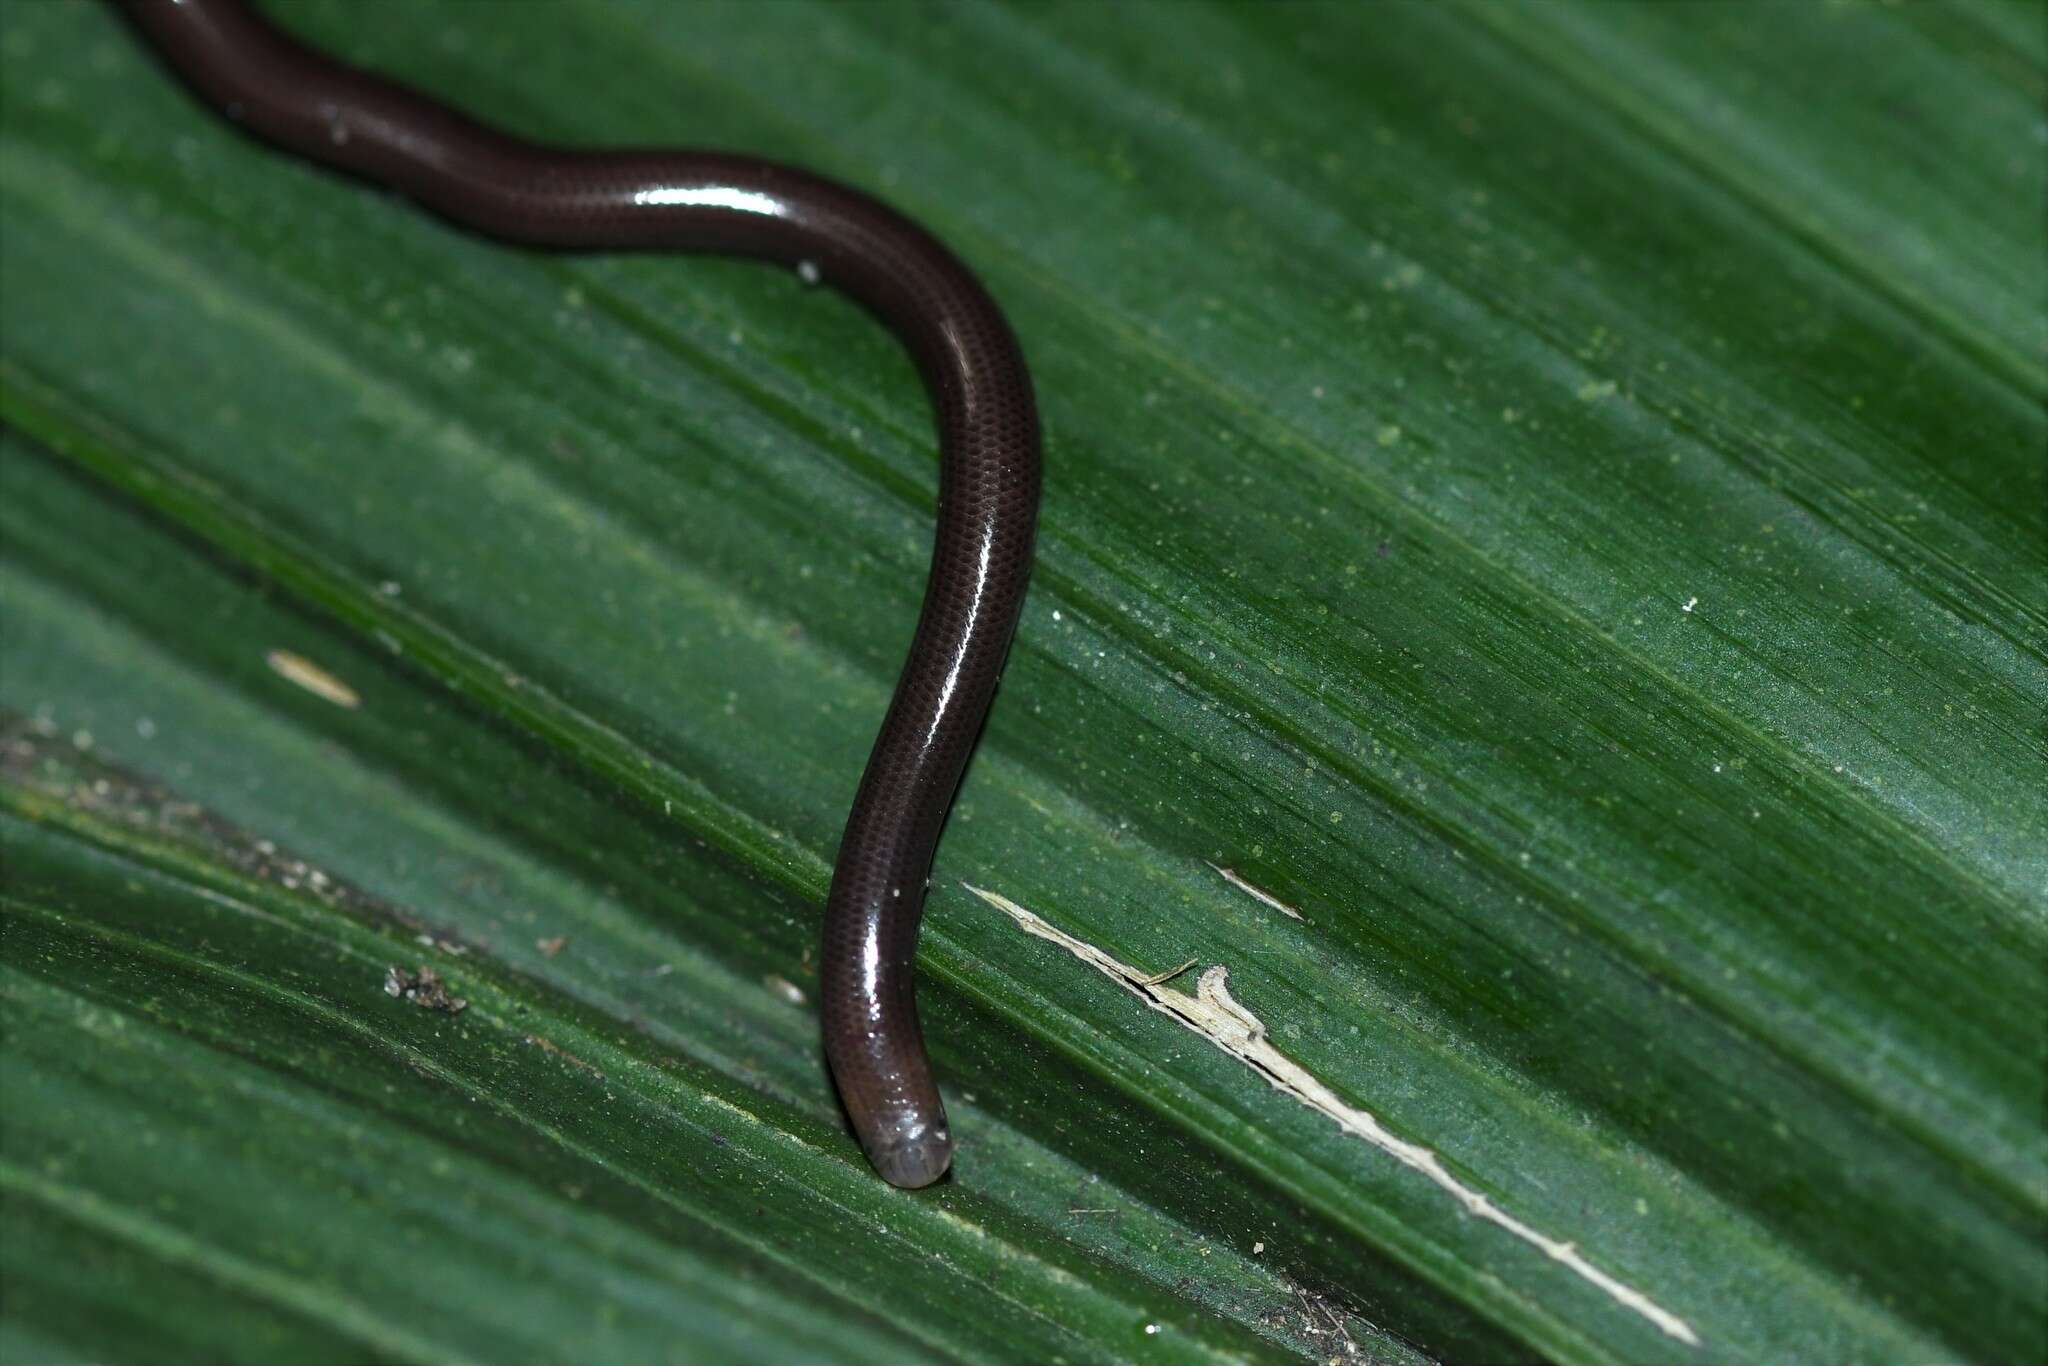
left=1208, top=862, right=1306, bottom=920
left=965, top=883, right=1700, bottom=1348
left=265, top=649, right=360, bottom=708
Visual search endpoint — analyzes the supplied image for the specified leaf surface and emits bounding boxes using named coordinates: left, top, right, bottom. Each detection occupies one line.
left=2, top=2, right=2041, bottom=1362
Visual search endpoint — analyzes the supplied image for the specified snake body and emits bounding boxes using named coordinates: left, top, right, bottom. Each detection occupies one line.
left=121, top=0, right=1041, bottom=1188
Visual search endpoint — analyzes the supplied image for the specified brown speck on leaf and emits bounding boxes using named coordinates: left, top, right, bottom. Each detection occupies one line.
left=536, top=936, right=568, bottom=958
left=384, top=963, right=467, bottom=1014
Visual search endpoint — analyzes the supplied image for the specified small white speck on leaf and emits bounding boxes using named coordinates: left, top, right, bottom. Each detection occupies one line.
left=1208, top=864, right=1306, bottom=921
left=266, top=650, right=360, bottom=709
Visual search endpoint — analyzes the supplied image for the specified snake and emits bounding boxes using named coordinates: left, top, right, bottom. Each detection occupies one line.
left=119, top=0, right=1041, bottom=1189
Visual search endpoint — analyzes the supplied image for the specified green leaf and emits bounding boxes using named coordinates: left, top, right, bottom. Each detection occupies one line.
left=3, top=1, right=2041, bottom=1362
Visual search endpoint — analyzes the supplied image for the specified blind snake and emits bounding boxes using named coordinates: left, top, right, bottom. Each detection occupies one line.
left=118, top=0, right=1041, bottom=1189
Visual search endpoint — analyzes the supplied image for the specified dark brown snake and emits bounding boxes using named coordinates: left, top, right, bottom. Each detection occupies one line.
left=119, top=0, right=1041, bottom=1188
